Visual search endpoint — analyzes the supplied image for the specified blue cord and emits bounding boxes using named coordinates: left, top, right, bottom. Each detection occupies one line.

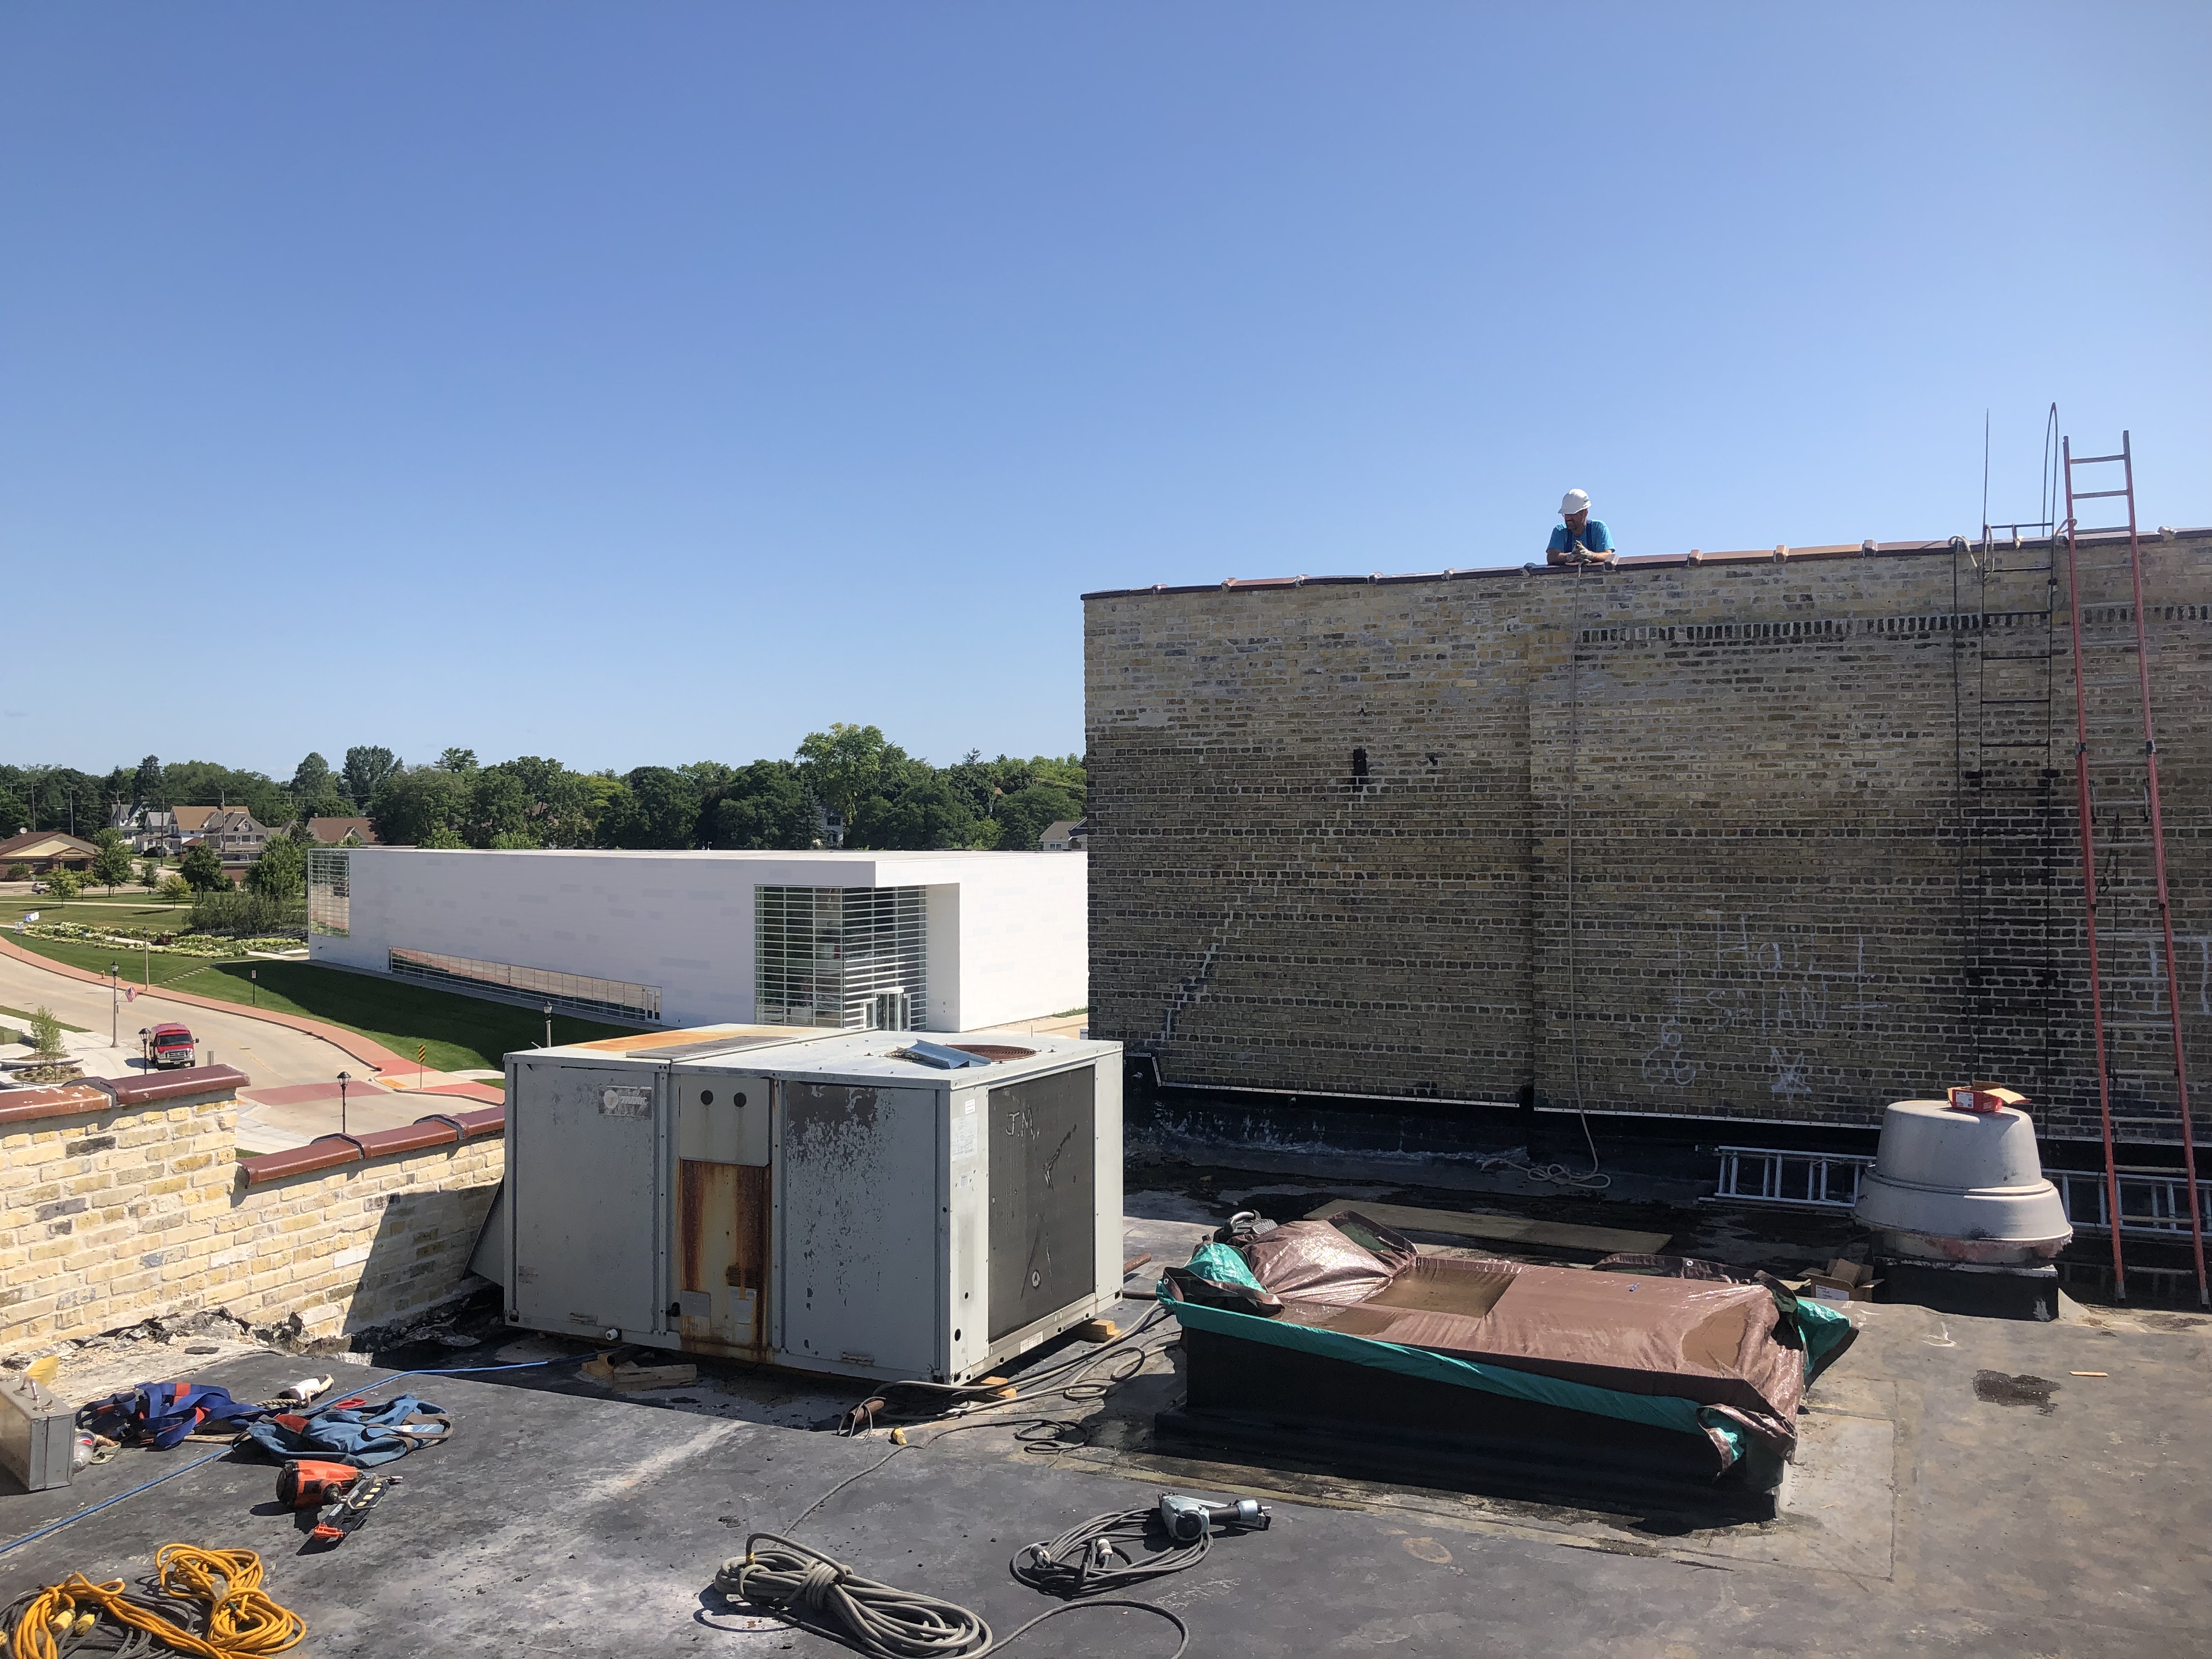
left=302, top=1354, right=583, bottom=1416
left=0, top=1450, right=226, bottom=1559
left=0, top=1355, right=587, bottom=1559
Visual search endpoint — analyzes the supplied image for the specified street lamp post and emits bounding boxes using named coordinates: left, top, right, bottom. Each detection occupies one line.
left=109, top=962, right=120, bottom=1046
left=337, top=1071, right=351, bottom=1138
left=543, top=1003, right=553, bottom=1050
left=250, top=967, right=258, bottom=1007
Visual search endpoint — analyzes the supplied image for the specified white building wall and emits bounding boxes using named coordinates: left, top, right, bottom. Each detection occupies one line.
left=943, top=853, right=1087, bottom=1030
left=923, top=884, right=961, bottom=1032
left=311, top=849, right=1086, bottom=1032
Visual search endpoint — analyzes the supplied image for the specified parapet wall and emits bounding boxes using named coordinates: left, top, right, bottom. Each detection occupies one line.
left=0, top=1067, right=503, bottom=1352
left=1084, top=532, right=2212, bottom=1143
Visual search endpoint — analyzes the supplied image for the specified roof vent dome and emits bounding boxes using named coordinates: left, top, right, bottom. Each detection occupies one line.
left=1854, top=1099, right=2072, bottom=1265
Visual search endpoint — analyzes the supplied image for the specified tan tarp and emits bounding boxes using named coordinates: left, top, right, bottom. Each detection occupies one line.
left=1237, top=1213, right=1819, bottom=1455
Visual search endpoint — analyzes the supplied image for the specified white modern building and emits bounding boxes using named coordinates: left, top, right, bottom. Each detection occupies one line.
left=305, top=848, right=1086, bottom=1034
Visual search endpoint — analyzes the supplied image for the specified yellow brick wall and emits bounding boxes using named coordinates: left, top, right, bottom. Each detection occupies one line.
left=1, top=1084, right=503, bottom=1353
left=1086, top=535, right=2212, bottom=1142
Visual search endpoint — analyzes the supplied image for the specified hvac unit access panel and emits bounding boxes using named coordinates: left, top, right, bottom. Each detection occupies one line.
left=505, top=1051, right=1116, bottom=1386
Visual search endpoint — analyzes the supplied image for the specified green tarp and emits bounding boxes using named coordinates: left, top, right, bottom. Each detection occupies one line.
left=1163, top=1286, right=1747, bottom=1464
left=1163, top=1242, right=1854, bottom=1470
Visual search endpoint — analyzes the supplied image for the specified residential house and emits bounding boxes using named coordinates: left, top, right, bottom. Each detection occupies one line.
left=106, top=803, right=182, bottom=855
left=173, top=806, right=270, bottom=859
left=280, top=817, right=378, bottom=848
left=1039, top=819, right=1088, bottom=852
left=0, top=831, right=99, bottom=873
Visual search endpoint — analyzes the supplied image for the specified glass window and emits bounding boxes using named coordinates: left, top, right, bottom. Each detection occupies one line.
left=755, top=885, right=927, bottom=1029
left=307, top=849, right=350, bottom=936
left=387, top=947, right=662, bottom=1024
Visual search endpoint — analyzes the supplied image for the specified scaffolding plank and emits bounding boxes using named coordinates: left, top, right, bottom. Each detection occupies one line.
left=1303, top=1200, right=1669, bottom=1256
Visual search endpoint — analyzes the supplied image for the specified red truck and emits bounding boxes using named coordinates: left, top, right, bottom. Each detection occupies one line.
left=143, top=1024, right=196, bottom=1069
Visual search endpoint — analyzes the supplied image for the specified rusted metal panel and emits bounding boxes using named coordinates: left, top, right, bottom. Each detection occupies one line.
left=677, top=1158, right=769, bottom=1358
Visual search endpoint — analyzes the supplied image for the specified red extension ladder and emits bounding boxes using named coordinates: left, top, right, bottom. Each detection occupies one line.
left=2062, top=431, right=2208, bottom=1305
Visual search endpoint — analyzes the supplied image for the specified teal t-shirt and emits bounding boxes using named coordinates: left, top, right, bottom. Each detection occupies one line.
left=1548, top=520, right=1613, bottom=555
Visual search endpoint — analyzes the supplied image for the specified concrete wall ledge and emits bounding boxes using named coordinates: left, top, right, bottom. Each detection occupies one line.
left=4, top=1067, right=504, bottom=1353
left=0, top=1064, right=251, bottom=1128
left=238, top=1107, right=504, bottom=1187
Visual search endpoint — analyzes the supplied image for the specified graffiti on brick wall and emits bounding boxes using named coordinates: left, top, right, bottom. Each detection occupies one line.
left=2126, top=935, right=2212, bottom=1017
left=1641, top=919, right=1884, bottom=1096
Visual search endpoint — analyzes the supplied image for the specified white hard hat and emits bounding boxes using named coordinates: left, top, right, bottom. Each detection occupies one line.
left=1560, top=489, right=1591, bottom=517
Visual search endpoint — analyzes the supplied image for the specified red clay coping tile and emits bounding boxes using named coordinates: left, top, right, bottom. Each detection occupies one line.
left=236, top=1108, right=505, bottom=1187
left=111, top=1065, right=253, bottom=1107
left=0, top=1065, right=251, bottom=1130
left=1078, top=525, right=2211, bottom=601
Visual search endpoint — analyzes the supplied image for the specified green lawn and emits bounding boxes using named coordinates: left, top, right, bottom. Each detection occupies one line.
left=0, top=1003, right=88, bottom=1036
left=2, top=928, right=642, bottom=1073
left=4, top=895, right=184, bottom=915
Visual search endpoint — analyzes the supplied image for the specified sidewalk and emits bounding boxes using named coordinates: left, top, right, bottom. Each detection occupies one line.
left=381, top=1069, right=505, bottom=1104
left=234, top=1078, right=426, bottom=1154
left=0, top=933, right=411, bottom=1074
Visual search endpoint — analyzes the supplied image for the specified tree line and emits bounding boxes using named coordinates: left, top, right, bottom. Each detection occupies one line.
left=0, top=749, right=399, bottom=838
left=2, top=726, right=1086, bottom=855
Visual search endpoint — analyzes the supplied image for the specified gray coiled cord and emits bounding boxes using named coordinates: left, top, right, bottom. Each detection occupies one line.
left=1009, top=1508, right=1208, bottom=1596
left=718, top=1533, right=1188, bottom=1659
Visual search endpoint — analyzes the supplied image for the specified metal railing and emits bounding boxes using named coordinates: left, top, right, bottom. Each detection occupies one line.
left=388, top=946, right=662, bottom=1023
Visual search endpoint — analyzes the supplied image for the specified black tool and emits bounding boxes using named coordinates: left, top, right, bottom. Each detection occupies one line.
left=309, top=1471, right=399, bottom=1545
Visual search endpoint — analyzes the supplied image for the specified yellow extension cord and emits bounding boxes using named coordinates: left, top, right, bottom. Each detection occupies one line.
left=5, top=1544, right=305, bottom=1659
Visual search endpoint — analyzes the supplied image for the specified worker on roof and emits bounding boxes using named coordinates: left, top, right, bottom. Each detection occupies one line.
left=1547, top=489, right=1616, bottom=565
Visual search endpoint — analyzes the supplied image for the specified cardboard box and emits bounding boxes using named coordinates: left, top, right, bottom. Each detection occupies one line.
left=1799, top=1258, right=1881, bottom=1304
left=1948, top=1081, right=2029, bottom=1115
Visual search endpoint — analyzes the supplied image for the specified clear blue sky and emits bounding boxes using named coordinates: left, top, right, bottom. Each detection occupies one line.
left=5, top=4, right=2205, bottom=776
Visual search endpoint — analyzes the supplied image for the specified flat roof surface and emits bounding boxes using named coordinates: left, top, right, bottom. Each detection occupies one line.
left=534, top=1029, right=1112, bottom=1074
left=4, top=1192, right=2205, bottom=1658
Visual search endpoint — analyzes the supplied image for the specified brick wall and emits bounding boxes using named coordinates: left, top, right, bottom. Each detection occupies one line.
left=1085, top=532, right=2212, bottom=1143
left=1, top=1069, right=504, bottom=1353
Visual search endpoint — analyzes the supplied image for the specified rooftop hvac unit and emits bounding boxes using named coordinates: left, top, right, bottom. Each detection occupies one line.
left=497, top=1024, right=1124, bottom=1385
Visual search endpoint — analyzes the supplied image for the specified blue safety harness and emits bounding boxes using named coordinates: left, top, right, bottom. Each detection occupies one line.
left=78, top=1383, right=271, bottom=1451
left=238, top=1394, right=452, bottom=1469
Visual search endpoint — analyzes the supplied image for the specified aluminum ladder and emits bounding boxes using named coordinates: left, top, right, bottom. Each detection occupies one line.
left=2050, top=1165, right=2212, bottom=1242
left=2062, top=431, right=2209, bottom=1303
left=1704, top=1146, right=1874, bottom=1211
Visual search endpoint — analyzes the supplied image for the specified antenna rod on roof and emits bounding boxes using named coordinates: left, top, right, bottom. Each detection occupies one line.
left=1980, top=409, right=1990, bottom=548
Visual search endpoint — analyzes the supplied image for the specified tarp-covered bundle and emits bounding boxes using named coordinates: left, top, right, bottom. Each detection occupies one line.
left=1160, top=1212, right=1854, bottom=1477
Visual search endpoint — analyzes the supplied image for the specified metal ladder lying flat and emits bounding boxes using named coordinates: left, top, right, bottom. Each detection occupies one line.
left=2062, top=431, right=2209, bottom=1304
left=1704, top=1147, right=1874, bottom=1211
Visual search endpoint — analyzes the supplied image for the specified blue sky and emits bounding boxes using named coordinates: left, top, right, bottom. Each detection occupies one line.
left=4, top=4, right=2205, bottom=776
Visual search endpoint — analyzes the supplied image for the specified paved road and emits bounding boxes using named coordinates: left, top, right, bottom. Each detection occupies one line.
left=0, top=945, right=359, bottom=1091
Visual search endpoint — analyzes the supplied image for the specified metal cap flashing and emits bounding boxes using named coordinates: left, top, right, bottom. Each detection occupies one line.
left=1078, top=526, right=2210, bottom=602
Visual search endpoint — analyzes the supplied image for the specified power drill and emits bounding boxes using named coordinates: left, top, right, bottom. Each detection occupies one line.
left=1156, top=1493, right=1272, bottom=1544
